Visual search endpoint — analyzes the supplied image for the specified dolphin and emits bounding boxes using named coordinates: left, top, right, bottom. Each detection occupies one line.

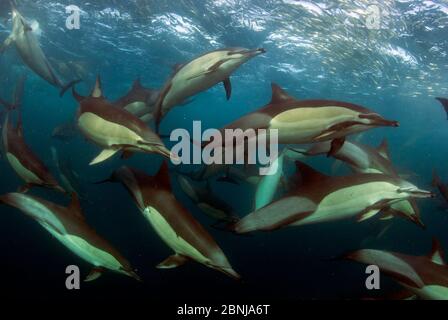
left=113, top=78, right=160, bottom=123
left=176, top=173, right=239, bottom=225
left=154, top=47, right=266, bottom=131
left=0, top=4, right=80, bottom=96
left=51, top=146, right=84, bottom=197
left=205, top=84, right=399, bottom=152
left=0, top=73, right=25, bottom=137
left=291, top=139, right=424, bottom=227
left=435, top=97, right=448, bottom=120
left=72, top=76, right=174, bottom=165
left=234, top=161, right=433, bottom=234
left=2, top=105, right=65, bottom=194
left=344, top=239, right=448, bottom=300
left=432, top=169, right=448, bottom=205
left=0, top=192, right=140, bottom=281
left=293, top=139, right=394, bottom=173
left=99, top=162, right=240, bottom=279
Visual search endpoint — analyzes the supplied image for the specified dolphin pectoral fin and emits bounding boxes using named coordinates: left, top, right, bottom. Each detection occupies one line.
left=223, top=78, right=232, bottom=100
left=89, top=149, right=119, bottom=165
left=186, top=60, right=228, bottom=81
left=139, top=113, right=153, bottom=122
left=327, top=137, right=345, bottom=157
left=379, top=213, right=394, bottom=221
left=0, top=36, right=13, bottom=54
left=357, top=209, right=381, bottom=222
left=313, top=130, right=336, bottom=141
left=84, top=267, right=104, bottom=282
left=179, top=98, right=195, bottom=106
left=156, top=254, right=189, bottom=269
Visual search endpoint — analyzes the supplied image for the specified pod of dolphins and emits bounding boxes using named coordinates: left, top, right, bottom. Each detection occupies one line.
left=1, top=3, right=448, bottom=300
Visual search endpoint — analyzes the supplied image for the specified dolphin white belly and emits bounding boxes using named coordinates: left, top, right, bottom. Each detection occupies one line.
left=45, top=227, right=124, bottom=272
left=270, top=106, right=362, bottom=143
left=78, top=112, right=142, bottom=147
left=6, top=152, right=42, bottom=184
left=294, top=182, right=405, bottom=226
left=142, top=206, right=210, bottom=265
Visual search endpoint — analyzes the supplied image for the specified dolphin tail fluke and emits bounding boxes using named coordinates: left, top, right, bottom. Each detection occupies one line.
left=156, top=254, right=188, bottom=269
left=60, top=79, right=82, bottom=97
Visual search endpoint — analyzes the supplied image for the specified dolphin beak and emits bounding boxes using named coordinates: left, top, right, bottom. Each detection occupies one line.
left=360, top=113, right=399, bottom=127
left=54, top=185, right=67, bottom=194
left=220, top=267, right=241, bottom=280
left=244, top=48, right=266, bottom=57
left=377, top=118, right=399, bottom=127
left=127, top=270, right=142, bottom=282
left=400, top=188, right=435, bottom=199
left=412, top=216, right=426, bottom=229
left=154, top=145, right=180, bottom=162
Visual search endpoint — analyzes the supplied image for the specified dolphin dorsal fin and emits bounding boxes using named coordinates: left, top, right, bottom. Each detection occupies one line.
left=377, top=138, right=390, bottom=160
left=72, top=86, right=86, bottom=102
left=436, top=97, right=448, bottom=120
left=155, top=161, right=172, bottom=190
left=270, top=83, right=294, bottom=104
left=429, top=238, right=446, bottom=265
left=132, top=78, right=143, bottom=90
left=172, top=63, right=184, bottom=73
left=68, top=193, right=84, bottom=219
left=91, top=76, right=103, bottom=98
left=295, top=161, right=328, bottom=186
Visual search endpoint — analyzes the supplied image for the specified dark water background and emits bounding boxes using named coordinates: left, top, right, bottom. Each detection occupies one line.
left=0, top=0, right=447, bottom=301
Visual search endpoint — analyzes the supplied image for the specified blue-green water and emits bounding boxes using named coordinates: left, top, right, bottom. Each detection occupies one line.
left=0, top=0, right=447, bottom=301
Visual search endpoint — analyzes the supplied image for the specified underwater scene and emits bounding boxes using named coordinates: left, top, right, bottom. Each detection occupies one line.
left=0, top=0, right=448, bottom=306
